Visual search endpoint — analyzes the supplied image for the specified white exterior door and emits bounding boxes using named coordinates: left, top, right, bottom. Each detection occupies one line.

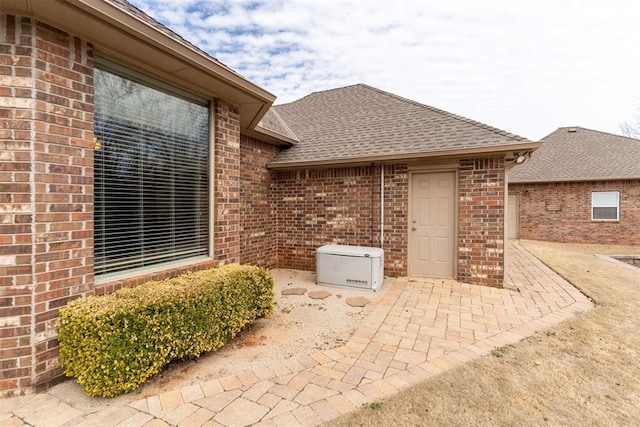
left=410, top=172, right=455, bottom=277
left=507, top=193, right=518, bottom=239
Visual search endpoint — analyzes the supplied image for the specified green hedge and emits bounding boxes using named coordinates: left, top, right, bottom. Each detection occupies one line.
left=58, top=264, right=275, bottom=397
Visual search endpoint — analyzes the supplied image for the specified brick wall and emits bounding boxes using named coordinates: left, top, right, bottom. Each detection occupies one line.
left=0, top=15, right=95, bottom=394
left=0, top=15, right=246, bottom=396
left=378, top=164, right=409, bottom=274
left=273, top=160, right=506, bottom=286
left=239, top=135, right=279, bottom=268
left=0, top=14, right=515, bottom=396
left=458, top=158, right=506, bottom=287
left=510, top=180, right=640, bottom=245
left=93, top=260, right=218, bottom=296
left=213, top=99, right=241, bottom=264
left=273, top=164, right=408, bottom=277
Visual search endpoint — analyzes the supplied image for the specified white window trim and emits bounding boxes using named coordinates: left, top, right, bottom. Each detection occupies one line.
left=591, top=191, right=620, bottom=222
left=94, top=255, right=211, bottom=285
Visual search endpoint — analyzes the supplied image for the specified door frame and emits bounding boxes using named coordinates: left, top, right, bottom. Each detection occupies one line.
left=407, top=167, right=459, bottom=278
left=507, top=193, right=519, bottom=239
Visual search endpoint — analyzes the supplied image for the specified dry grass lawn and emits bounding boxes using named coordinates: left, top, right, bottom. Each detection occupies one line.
left=327, top=240, right=640, bottom=426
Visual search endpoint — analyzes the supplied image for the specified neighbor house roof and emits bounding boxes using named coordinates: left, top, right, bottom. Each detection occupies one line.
left=268, top=84, right=539, bottom=169
left=509, top=127, right=640, bottom=183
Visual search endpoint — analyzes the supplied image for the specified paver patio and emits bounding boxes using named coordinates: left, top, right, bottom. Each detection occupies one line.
left=0, top=241, right=593, bottom=426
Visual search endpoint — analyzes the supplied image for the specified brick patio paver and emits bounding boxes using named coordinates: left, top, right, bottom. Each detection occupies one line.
left=146, top=396, right=168, bottom=418
left=263, top=399, right=299, bottom=420
left=158, top=389, right=184, bottom=411
left=1, top=241, right=594, bottom=427
left=75, top=406, right=139, bottom=426
left=143, top=419, right=170, bottom=427
left=181, top=384, right=205, bottom=403
left=243, top=380, right=277, bottom=402
left=256, top=393, right=281, bottom=409
left=291, top=405, right=323, bottom=426
left=218, top=374, right=243, bottom=391
left=177, top=407, right=215, bottom=427
left=195, top=390, right=242, bottom=413
left=117, top=411, right=154, bottom=427
left=293, top=383, right=338, bottom=405
left=213, top=398, right=269, bottom=427
left=163, top=403, right=199, bottom=426
left=201, top=379, right=225, bottom=397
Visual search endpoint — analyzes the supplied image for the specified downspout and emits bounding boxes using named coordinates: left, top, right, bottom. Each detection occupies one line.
left=380, top=164, right=384, bottom=249
left=370, top=164, right=374, bottom=247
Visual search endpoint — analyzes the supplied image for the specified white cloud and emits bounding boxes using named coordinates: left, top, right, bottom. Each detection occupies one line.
left=130, top=0, right=640, bottom=140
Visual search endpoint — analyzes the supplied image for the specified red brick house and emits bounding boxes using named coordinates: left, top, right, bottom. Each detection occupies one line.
left=508, top=127, right=640, bottom=244
left=0, top=0, right=538, bottom=396
left=269, top=85, right=539, bottom=282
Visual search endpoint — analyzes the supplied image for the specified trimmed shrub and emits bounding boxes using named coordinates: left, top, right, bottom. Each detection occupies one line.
left=58, top=264, right=275, bottom=397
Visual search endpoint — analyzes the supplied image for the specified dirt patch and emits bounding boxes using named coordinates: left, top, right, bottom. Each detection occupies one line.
left=47, top=268, right=389, bottom=413
left=327, top=240, right=640, bottom=426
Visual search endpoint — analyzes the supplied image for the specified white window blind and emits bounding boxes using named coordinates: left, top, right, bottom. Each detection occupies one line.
left=591, top=191, right=619, bottom=221
left=93, top=65, right=210, bottom=276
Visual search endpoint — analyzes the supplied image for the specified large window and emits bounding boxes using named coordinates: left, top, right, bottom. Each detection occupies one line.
left=94, top=63, right=210, bottom=276
left=591, top=191, right=619, bottom=221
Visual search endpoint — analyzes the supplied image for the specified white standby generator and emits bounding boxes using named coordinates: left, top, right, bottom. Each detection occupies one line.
left=316, top=245, right=384, bottom=290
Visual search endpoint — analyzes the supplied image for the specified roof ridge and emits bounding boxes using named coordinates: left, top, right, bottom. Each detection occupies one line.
left=510, top=125, right=640, bottom=183
left=274, top=84, right=364, bottom=107
left=276, top=83, right=529, bottom=142
left=269, top=108, right=298, bottom=140
left=357, top=84, right=529, bottom=142
left=547, top=126, right=640, bottom=142
left=257, top=107, right=299, bottom=142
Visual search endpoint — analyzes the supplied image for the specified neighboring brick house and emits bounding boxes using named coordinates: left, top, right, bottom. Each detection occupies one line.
left=508, top=127, right=640, bottom=244
left=0, top=0, right=538, bottom=396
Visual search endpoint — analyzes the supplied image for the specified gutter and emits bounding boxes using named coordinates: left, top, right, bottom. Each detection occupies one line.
left=71, top=0, right=275, bottom=103
left=380, top=164, right=384, bottom=249
left=267, top=141, right=542, bottom=170
left=246, top=126, right=299, bottom=146
left=4, top=0, right=276, bottom=131
left=509, top=176, right=640, bottom=185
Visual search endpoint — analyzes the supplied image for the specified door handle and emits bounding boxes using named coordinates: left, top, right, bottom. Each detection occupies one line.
left=412, top=226, right=417, bottom=231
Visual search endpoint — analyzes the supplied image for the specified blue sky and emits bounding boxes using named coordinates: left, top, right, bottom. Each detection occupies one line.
left=130, top=0, right=640, bottom=140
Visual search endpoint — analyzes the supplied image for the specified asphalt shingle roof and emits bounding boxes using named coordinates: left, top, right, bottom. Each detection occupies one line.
left=256, top=108, right=299, bottom=142
left=269, top=84, right=531, bottom=167
left=509, top=127, right=640, bottom=183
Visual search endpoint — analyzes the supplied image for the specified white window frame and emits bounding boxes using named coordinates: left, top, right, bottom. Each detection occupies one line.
left=591, top=191, right=620, bottom=221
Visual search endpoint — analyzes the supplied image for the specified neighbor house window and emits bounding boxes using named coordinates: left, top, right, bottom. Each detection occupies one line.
left=591, top=191, right=619, bottom=221
left=93, top=61, right=210, bottom=276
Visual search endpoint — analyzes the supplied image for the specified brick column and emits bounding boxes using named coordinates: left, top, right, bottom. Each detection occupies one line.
left=380, top=164, right=409, bottom=276
left=213, top=99, right=241, bottom=264
left=458, top=157, right=506, bottom=287
left=0, top=15, right=94, bottom=396
left=238, top=135, right=279, bottom=268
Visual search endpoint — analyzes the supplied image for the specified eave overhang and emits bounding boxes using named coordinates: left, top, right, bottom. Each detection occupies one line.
left=508, top=175, right=640, bottom=185
left=3, top=0, right=276, bottom=132
left=267, top=141, right=542, bottom=170
left=244, top=126, right=298, bottom=147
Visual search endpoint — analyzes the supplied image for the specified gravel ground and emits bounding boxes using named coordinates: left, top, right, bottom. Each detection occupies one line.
left=48, top=268, right=391, bottom=413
